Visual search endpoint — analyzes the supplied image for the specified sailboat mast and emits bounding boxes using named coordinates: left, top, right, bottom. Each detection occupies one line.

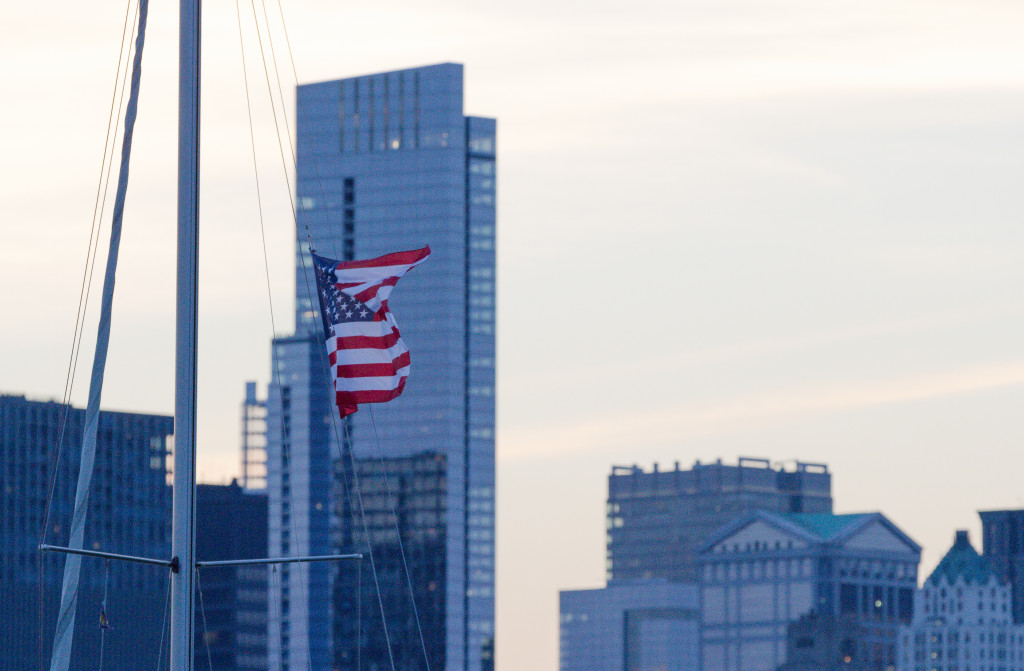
left=170, top=0, right=200, bottom=667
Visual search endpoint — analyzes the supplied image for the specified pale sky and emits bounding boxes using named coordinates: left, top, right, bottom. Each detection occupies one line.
left=4, top=1, right=1024, bottom=669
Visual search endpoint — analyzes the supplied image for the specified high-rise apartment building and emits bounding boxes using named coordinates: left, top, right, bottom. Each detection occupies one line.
left=0, top=394, right=173, bottom=671
left=607, top=458, right=832, bottom=583
left=265, top=62, right=495, bottom=671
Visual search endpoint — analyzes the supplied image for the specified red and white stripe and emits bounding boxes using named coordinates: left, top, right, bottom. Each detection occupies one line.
left=324, top=246, right=430, bottom=417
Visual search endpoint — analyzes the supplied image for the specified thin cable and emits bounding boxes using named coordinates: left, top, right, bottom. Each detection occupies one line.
left=267, top=0, right=340, bottom=256
left=234, top=7, right=312, bottom=669
left=245, top=4, right=414, bottom=668
left=97, top=559, right=111, bottom=671
left=245, top=0, right=297, bottom=216
left=196, top=569, right=215, bottom=671
left=41, top=0, right=139, bottom=565
left=296, top=239, right=397, bottom=671
left=357, top=559, right=362, bottom=671
left=233, top=0, right=278, bottom=341
left=155, top=576, right=172, bottom=671
left=237, top=5, right=327, bottom=669
left=338, top=417, right=399, bottom=671
left=37, top=2, right=139, bottom=669
left=368, top=406, right=434, bottom=671
left=48, top=0, right=151, bottom=663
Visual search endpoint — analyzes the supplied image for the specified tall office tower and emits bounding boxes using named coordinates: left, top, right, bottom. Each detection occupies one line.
left=265, top=62, right=496, bottom=671
left=0, top=394, right=172, bottom=671
left=698, top=511, right=920, bottom=671
left=195, top=482, right=269, bottom=671
left=606, top=458, right=832, bottom=583
left=896, top=530, right=1024, bottom=671
left=979, top=509, right=1024, bottom=624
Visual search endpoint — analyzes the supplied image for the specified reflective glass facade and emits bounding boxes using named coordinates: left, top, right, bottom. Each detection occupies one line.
left=0, top=394, right=172, bottom=671
left=276, top=62, right=495, bottom=671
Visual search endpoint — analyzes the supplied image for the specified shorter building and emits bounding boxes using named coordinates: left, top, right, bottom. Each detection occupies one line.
left=699, top=511, right=920, bottom=671
left=607, top=458, right=832, bottom=583
left=0, top=393, right=173, bottom=671
left=896, top=529, right=1024, bottom=671
left=979, top=509, right=1024, bottom=624
left=195, top=482, right=269, bottom=671
left=559, top=580, right=700, bottom=671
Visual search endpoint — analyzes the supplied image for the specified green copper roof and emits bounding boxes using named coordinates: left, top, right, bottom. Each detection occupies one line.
left=779, top=513, right=873, bottom=541
left=926, top=530, right=996, bottom=586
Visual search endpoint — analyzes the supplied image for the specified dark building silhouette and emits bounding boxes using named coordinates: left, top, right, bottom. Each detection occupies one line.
left=195, top=482, right=268, bottom=670
left=606, top=457, right=832, bottom=582
left=777, top=612, right=870, bottom=671
left=0, top=394, right=172, bottom=671
left=979, top=509, right=1024, bottom=624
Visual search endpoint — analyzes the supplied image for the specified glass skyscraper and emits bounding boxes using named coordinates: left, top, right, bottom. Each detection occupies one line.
left=266, top=62, right=495, bottom=671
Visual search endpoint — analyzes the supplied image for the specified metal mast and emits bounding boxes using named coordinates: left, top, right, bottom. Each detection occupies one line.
left=171, top=0, right=200, bottom=667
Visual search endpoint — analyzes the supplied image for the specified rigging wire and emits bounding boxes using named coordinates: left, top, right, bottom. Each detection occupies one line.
left=233, top=0, right=278, bottom=340
left=336, top=409, right=399, bottom=671
left=97, top=559, right=112, bottom=671
left=244, top=0, right=298, bottom=217
left=267, top=0, right=424, bottom=660
left=47, top=0, right=151, bottom=662
left=155, top=575, right=172, bottom=671
left=265, top=0, right=340, bottom=257
left=196, top=569, right=216, bottom=671
left=297, top=237, right=399, bottom=671
left=36, top=1, right=140, bottom=668
left=232, top=3, right=319, bottom=670
left=368, top=406, right=435, bottom=671
left=236, top=0, right=434, bottom=667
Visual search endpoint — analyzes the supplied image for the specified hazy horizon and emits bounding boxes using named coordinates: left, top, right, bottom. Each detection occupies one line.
left=4, top=0, right=1024, bottom=668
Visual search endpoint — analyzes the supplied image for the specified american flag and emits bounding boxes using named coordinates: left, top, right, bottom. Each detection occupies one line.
left=311, top=246, right=430, bottom=418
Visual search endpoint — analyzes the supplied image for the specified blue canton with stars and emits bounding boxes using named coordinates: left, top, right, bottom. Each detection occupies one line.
left=312, top=253, right=376, bottom=339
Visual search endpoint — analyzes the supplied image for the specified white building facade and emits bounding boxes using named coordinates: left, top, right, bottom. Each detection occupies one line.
left=699, top=511, right=921, bottom=671
left=897, top=530, right=1024, bottom=671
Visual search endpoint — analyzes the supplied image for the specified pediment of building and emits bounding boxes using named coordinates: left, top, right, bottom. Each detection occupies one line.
left=708, top=519, right=810, bottom=554
left=844, top=519, right=918, bottom=554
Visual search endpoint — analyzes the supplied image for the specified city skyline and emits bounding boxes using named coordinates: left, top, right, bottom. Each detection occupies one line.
left=5, top=0, right=1024, bottom=669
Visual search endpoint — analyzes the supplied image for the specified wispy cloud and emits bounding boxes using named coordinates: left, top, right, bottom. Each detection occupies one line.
left=500, top=359, right=1024, bottom=461
left=503, top=303, right=1024, bottom=396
